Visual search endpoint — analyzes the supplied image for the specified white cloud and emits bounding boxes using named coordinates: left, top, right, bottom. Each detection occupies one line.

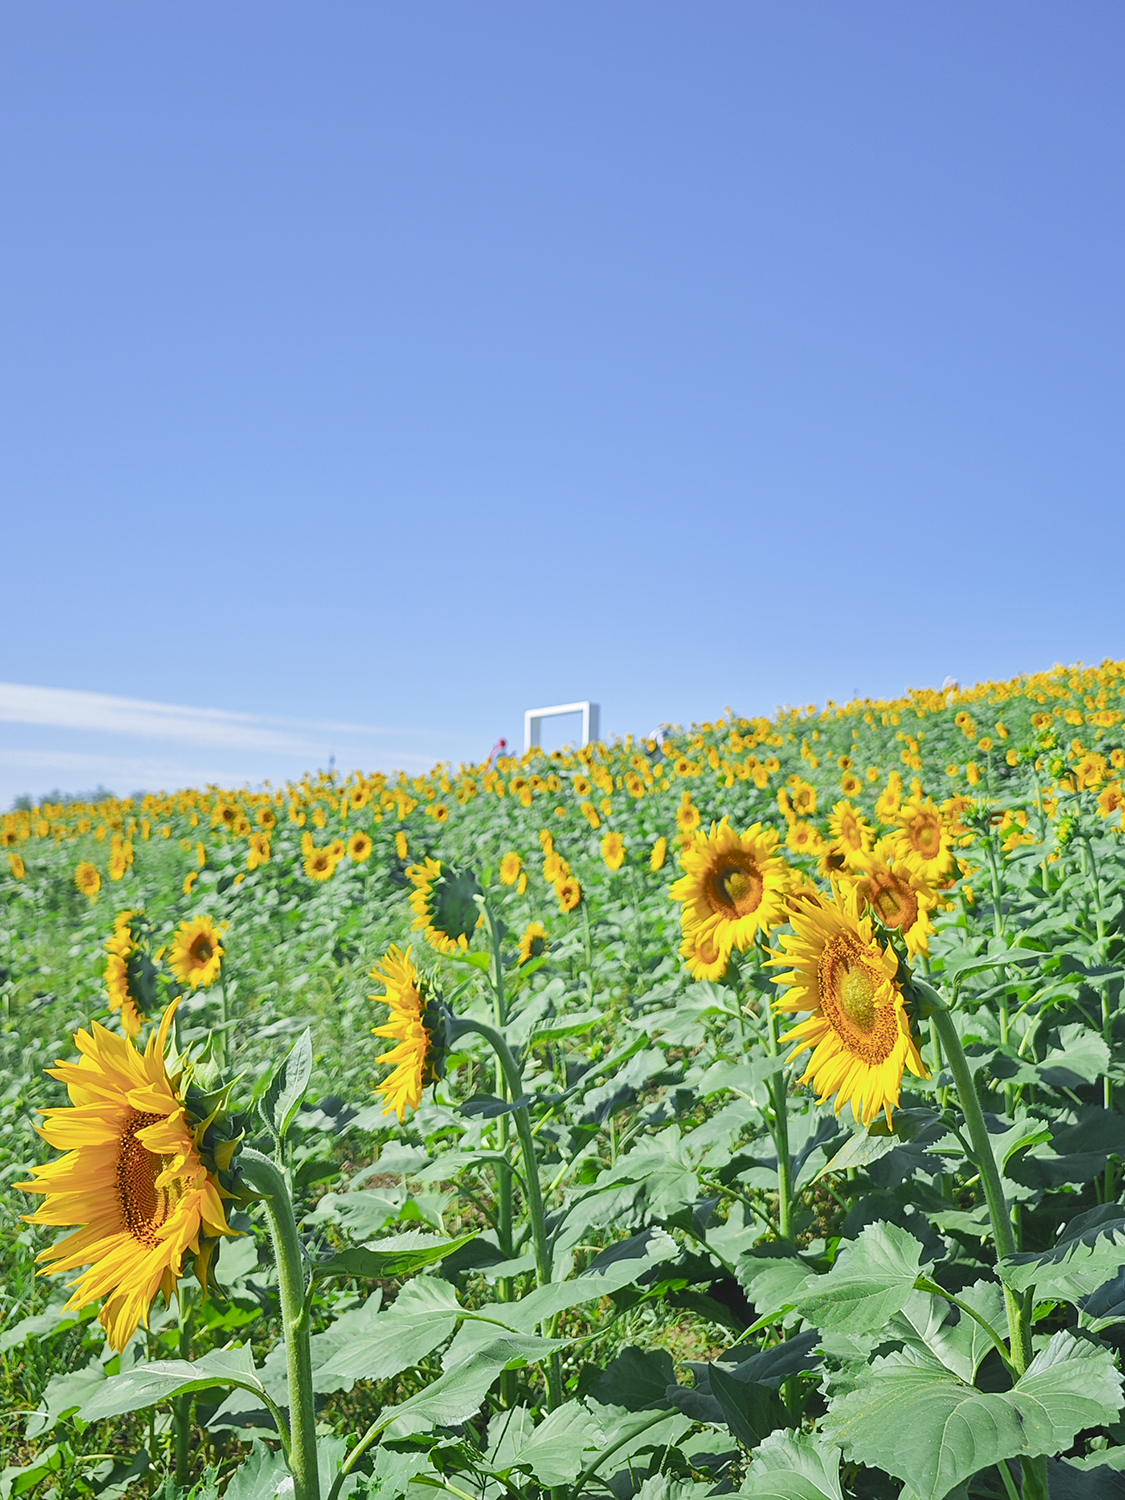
left=0, top=682, right=439, bottom=758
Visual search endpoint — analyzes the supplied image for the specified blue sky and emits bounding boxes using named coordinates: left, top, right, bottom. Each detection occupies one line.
left=2, top=3, right=1123, bottom=802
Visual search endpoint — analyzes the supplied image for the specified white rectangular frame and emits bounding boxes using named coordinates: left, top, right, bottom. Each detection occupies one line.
left=524, top=701, right=600, bottom=753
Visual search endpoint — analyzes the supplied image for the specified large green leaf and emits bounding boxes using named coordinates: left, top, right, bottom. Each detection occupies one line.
left=823, top=1332, right=1124, bottom=1500
left=25, top=1359, right=105, bottom=1437
left=317, top=1276, right=462, bottom=1384
left=1000, top=1205, right=1125, bottom=1302
left=738, top=1429, right=844, bottom=1500
left=387, top=1336, right=569, bottom=1429
left=500, top=1400, right=603, bottom=1485
left=793, top=1221, right=927, bottom=1334
left=225, top=1440, right=288, bottom=1500
left=314, top=1230, right=477, bottom=1281
left=79, top=1345, right=264, bottom=1421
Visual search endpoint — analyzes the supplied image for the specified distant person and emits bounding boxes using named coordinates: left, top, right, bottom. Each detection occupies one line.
left=488, top=737, right=507, bottom=766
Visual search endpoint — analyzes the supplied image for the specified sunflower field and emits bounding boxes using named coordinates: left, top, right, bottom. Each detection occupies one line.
left=5, top=659, right=1125, bottom=1500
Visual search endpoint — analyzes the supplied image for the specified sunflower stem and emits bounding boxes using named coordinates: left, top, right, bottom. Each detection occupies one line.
left=240, top=1148, right=320, bottom=1500
left=764, top=998, right=794, bottom=1242
left=173, top=1287, right=196, bottom=1486
left=917, top=984, right=1031, bottom=1376
left=447, top=1015, right=560, bottom=1406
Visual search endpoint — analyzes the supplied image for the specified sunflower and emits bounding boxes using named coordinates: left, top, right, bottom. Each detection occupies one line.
left=519, top=921, right=549, bottom=965
left=168, top=916, right=224, bottom=990
left=304, top=848, right=338, bottom=881
left=17, top=1001, right=234, bottom=1351
left=572, top=775, right=591, bottom=797
left=851, top=839, right=938, bottom=956
left=257, top=806, right=279, bottom=829
left=601, top=831, right=626, bottom=870
left=328, top=839, right=346, bottom=860
left=786, top=821, right=826, bottom=857
left=370, top=946, right=444, bottom=1120
left=75, top=863, right=101, bottom=900
left=827, top=800, right=873, bottom=867
left=8, top=853, right=25, bottom=880
left=676, top=798, right=702, bottom=834
left=840, top=772, right=863, bottom=798
left=182, top=871, right=199, bottom=896
left=105, top=911, right=160, bottom=1038
left=678, top=919, right=733, bottom=981
left=246, top=832, right=271, bottom=871
left=669, top=818, right=790, bottom=958
left=650, top=836, right=667, bottom=872
left=892, top=796, right=955, bottom=881
left=395, top=831, right=409, bottom=859
left=557, top=876, right=582, bottom=912
left=581, top=802, right=601, bottom=830
left=409, top=858, right=481, bottom=955
left=348, top=831, right=373, bottom=863
left=770, top=885, right=928, bottom=1127
left=499, top=852, right=522, bottom=886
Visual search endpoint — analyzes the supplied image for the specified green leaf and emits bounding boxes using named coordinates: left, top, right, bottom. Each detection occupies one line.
left=1000, top=1205, right=1125, bottom=1302
left=258, top=1027, right=313, bottom=1143
left=793, top=1221, right=927, bottom=1333
left=25, top=1359, right=105, bottom=1437
left=823, top=1333, right=1124, bottom=1500
left=813, top=1128, right=896, bottom=1182
left=225, top=1439, right=287, bottom=1500
left=317, top=1276, right=462, bottom=1384
left=529, top=1008, right=604, bottom=1042
left=500, top=1400, right=603, bottom=1485
left=0, top=1443, right=64, bottom=1500
left=314, top=1230, right=477, bottom=1281
left=739, top=1429, right=844, bottom=1500
left=585, top=1347, right=677, bottom=1411
left=707, top=1364, right=783, bottom=1449
left=387, top=1336, right=560, bottom=1428
left=1040, top=1024, right=1111, bottom=1087
left=78, top=1345, right=264, bottom=1422
left=888, top=1280, right=1005, bottom=1383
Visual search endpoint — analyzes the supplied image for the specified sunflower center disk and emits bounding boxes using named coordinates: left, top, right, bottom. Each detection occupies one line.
left=117, top=1110, right=185, bottom=1247
left=710, top=861, right=763, bottom=918
left=837, top=965, right=877, bottom=1031
left=191, top=937, right=213, bottom=964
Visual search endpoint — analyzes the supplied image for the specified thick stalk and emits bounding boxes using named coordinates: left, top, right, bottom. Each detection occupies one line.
left=922, top=999, right=1024, bottom=1357
left=450, top=1016, right=560, bottom=1407
left=173, top=1288, right=196, bottom=1486
left=921, top=991, right=1048, bottom=1500
left=764, top=1000, right=793, bottom=1242
left=241, top=1148, right=320, bottom=1500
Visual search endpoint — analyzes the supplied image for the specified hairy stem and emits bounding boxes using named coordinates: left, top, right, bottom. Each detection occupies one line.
left=241, top=1148, right=320, bottom=1500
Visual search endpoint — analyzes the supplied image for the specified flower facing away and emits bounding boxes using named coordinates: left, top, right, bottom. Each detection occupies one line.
left=670, top=818, right=790, bottom=979
left=17, top=1000, right=234, bottom=1351
left=601, top=831, right=626, bottom=870
left=556, top=876, right=582, bottom=912
left=348, top=832, right=373, bottom=863
left=650, top=836, right=667, bottom=871
left=246, top=833, right=271, bottom=871
left=850, top=839, right=938, bottom=957
left=370, top=946, right=445, bottom=1120
left=75, top=862, right=101, bottom=900
left=499, top=851, right=522, bottom=886
left=408, top=858, right=483, bottom=955
left=519, top=921, right=549, bottom=965
left=105, top=911, right=161, bottom=1038
left=168, top=916, right=224, bottom=990
left=770, top=884, right=928, bottom=1126
left=8, top=853, right=24, bottom=880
